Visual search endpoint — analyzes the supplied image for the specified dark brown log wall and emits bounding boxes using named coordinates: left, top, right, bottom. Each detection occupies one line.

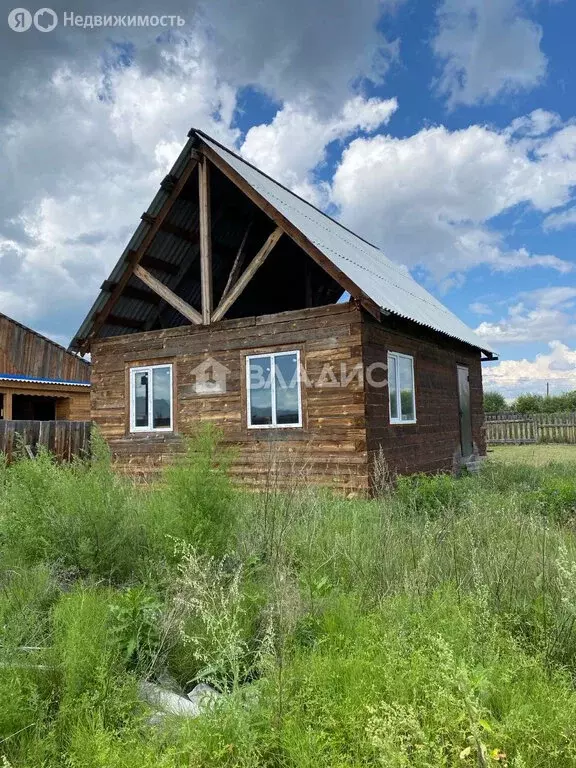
left=90, top=303, right=486, bottom=491
left=362, top=314, right=486, bottom=477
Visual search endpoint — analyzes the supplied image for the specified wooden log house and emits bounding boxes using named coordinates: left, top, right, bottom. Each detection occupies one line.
left=70, top=129, right=497, bottom=492
left=0, top=313, right=90, bottom=422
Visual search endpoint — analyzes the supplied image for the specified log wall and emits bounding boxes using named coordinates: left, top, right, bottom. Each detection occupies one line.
left=363, top=314, right=485, bottom=476
left=90, top=303, right=369, bottom=492
left=90, top=304, right=487, bottom=490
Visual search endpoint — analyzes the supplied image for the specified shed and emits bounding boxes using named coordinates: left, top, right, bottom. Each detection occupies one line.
left=71, top=128, right=496, bottom=492
left=0, top=313, right=90, bottom=422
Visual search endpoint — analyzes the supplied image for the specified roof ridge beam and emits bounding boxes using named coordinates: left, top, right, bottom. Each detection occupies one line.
left=199, top=155, right=212, bottom=324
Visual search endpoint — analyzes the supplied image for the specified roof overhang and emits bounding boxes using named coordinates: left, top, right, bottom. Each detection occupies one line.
left=0, top=374, right=90, bottom=386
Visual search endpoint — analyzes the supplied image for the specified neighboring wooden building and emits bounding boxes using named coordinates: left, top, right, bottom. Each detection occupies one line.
left=71, top=129, right=496, bottom=492
left=0, top=313, right=90, bottom=422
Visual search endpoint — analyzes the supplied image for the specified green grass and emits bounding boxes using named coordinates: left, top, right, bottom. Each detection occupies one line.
left=490, top=443, right=576, bottom=465
left=4, top=431, right=576, bottom=765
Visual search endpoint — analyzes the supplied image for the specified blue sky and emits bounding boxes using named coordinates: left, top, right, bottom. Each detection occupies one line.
left=1, top=0, right=576, bottom=398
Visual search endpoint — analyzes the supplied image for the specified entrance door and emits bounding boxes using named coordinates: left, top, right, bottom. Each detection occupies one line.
left=457, top=365, right=473, bottom=458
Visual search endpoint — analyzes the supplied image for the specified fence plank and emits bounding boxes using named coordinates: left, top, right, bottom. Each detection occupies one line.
left=485, top=411, right=576, bottom=444
left=0, top=420, right=92, bottom=463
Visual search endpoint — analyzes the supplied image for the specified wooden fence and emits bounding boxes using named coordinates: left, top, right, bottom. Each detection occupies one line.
left=0, top=420, right=92, bottom=463
left=485, top=411, right=576, bottom=444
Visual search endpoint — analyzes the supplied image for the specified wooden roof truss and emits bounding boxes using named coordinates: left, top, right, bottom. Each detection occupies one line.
left=78, top=139, right=372, bottom=353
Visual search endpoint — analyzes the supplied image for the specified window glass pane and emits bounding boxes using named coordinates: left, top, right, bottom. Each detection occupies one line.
left=249, top=356, right=272, bottom=425
left=152, top=366, right=172, bottom=428
left=275, top=353, right=300, bottom=425
left=134, top=371, right=149, bottom=428
left=388, top=355, right=398, bottom=420
left=398, top=356, right=415, bottom=421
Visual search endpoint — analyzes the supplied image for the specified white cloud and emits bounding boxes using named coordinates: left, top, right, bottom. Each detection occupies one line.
left=0, top=0, right=403, bottom=115
left=475, top=287, right=576, bottom=345
left=240, top=96, right=398, bottom=203
left=508, top=108, right=562, bottom=138
left=469, top=302, right=492, bottom=315
left=0, top=40, right=239, bottom=329
left=200, top=0, right=402, bottom=111
left=432, top=0, right=547, bottom=106
left=330, top=116, right=576, bottom=281
left=0, top=0, right=405, bottom=338
left=525, top=287, right=576, bottom=308
left=544, top=206, right=576, bottom=231
left=483, top=341, right=576, bottom=398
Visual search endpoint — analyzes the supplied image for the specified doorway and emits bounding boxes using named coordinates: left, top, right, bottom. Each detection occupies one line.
left=457, top=365, right=473, bottom=458
left=12, top=395, right=57, bottom=421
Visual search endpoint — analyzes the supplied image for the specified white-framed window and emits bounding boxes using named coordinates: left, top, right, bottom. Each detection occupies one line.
left=388, top=351, right=416, bottom=424
left=246, top=350, right=302, bottom=429
left=129, top=364, right=173, bottom=432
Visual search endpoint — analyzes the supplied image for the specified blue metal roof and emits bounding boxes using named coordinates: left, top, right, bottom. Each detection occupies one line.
left=0, top=374, right=90, bottom=387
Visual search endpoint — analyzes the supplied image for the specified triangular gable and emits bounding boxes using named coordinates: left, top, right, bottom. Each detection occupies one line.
left=70, top=129, right=496, bottom=359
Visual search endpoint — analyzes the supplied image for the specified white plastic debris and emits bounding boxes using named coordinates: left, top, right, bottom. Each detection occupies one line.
left=186, top=682, right=221, bottom=711
left=139, top=681, right=201, bottom=717
left=139, top=680, right=221, bottom=719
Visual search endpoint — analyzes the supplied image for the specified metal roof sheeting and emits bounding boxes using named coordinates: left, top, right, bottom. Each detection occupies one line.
left=0, top=374, right=90, bottom=387
left=199, top=133, right=496, bottom=356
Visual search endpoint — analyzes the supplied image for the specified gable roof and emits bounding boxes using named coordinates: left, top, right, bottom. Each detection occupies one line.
left=200, top=132, right=495, bottom=356
left=0, top=312, right=90, bottom=382
left=70, top=129, right=496, bottom=358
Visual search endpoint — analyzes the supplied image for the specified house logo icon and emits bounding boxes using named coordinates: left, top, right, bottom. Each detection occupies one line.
left=191, top=357, right=230, bottom=395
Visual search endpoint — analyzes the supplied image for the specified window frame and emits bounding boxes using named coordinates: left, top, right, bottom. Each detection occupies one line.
left=387, top=351, right=417, bottom=425
left=245, top=350, right=303, bottom=430
left=129, top=363, right=174, bottom=433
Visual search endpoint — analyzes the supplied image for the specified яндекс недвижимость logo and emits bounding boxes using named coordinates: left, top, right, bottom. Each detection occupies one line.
left=8, top=7, right=58, bottom=32
left=7, top=9, right=186, bottom=31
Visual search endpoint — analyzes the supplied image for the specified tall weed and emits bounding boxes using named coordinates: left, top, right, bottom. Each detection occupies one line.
left=3, top=439, right=576, bottom=766
left=0, top=435, right=145, bottom=581
left=167, top=543, right=263, bottom=692
left=277, top=590, right=576, bottom=767
left=145, top=425, right=236, bottom=561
